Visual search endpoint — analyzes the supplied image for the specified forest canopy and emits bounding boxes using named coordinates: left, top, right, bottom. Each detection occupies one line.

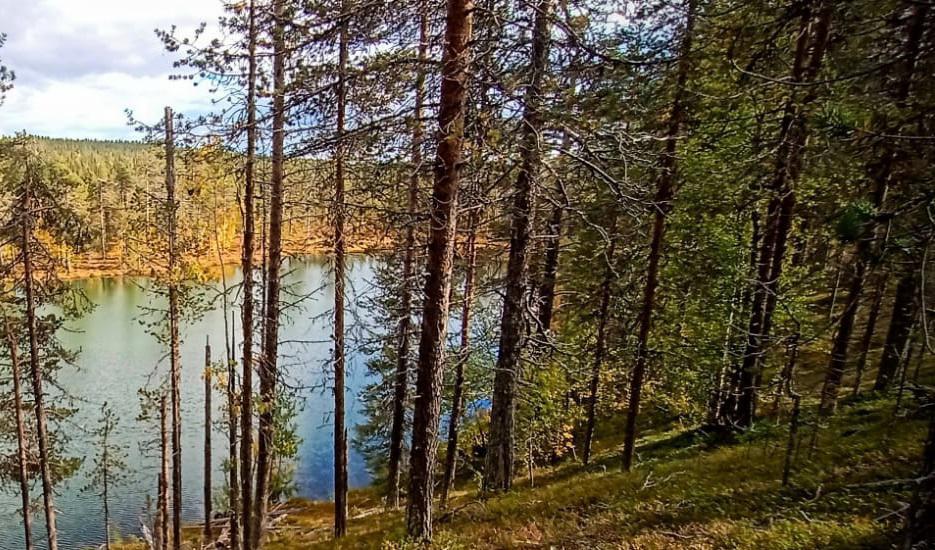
left=0, top=0, right=933, bottom=549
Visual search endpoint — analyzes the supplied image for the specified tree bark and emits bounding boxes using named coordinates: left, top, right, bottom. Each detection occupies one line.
left=733, top=1, right=832, bottom=427
left=536, top=202, right=563, bottom=336
left=254, top=0, right=285, bottom=544
left=622, top=0, right=696, bottom=470
left=875, top=271, right=918, bottom=391
left=583, top=223, right=616, bottom=465
left=717, top=211, right=760, bottom=423
left=485, top=0, right=551, bottom=491
left=405, top=0, right=473, bottom=539
left=818, top=2, right=927, bottom=415
left=159, top=394, right=169, bottom=550
left=333, top=3, right=350, bottom=536
left=387, top=2, right=429, bottom=511
left=853, top=274, right=887, bottom=396
left=204, top=338, right=213, bottom=542
left=440, top=208, right=479, bottom=507
left=21, top=133, right=59, bottom=550
left=163, top=106, right=183, bottom=550
left=4, top=315, right=33, bottom=550
left=239, top=2, right=258, bottom=548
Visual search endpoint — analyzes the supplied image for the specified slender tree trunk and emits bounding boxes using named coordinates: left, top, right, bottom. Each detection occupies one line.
left=733, top=1, right=832, bottom=427
left=23, top=146, right=59, bottom=550
left=894, top=324, right=917, bottom=413
left=164, top=106, right=183, bottom=550
left=333, top=4, right=350, bottom=536
left=210, top=184, right=235, bottom=545
left=103, top=443, right=111, bottom=550
left=781, top=393, right=801, bottom=486
left=159, top=394, right=169, bottom=550
left=485, top=0, right=551, bottom=491
left=254, top=1, right=285, bottom=543
left=536, top=201, right=563, bottom=335
left=819, top=2, right=926, bottom=415
left=875, top=271, right=918, bottom=391
left=582, top=225, right=616, bottom=465
left=828, top=266, right=842, bottom=321
left=853, top=274, right=887, bottom=396
left=239, top=2, right=258, bottom=548
left=622, top=0, right=696, bottom=470
left=204, top=337, right=213, bottom=542
left=405, top=0, right=473, bottom=539
left=4, top=315, right=33, bottom=550
left=99, top=180, right=107, bottom=259
left=440, top=208, right=479, bottom=507
left=718, top=211, right=761, bottom=423
left=709, top=275, right=740, bottom=424
left=387, top=3, right=429, bottom=510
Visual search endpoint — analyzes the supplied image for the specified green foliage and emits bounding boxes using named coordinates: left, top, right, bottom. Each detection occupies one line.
left=834, top=200, right=875, bottom=243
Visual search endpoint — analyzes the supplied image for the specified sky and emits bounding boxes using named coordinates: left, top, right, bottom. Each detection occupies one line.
left=0, top=0, right=224, bottom=140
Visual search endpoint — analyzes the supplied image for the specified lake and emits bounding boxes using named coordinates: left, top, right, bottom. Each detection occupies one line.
left=0, top=256, right=379, bottom=550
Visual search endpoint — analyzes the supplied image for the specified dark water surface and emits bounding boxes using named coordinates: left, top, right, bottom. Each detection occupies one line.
left=0, top=256, right=378, bottom=550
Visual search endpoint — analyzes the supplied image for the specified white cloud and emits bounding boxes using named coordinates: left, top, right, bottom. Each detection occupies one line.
left=0, top=0, right=224, bottom=139
left=1, top=72, right=215, bottom=140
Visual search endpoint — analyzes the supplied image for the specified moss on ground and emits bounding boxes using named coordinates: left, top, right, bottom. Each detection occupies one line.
left=109, top=394, right=926, bottom=549
left=262, top=394, right=927, bottom=549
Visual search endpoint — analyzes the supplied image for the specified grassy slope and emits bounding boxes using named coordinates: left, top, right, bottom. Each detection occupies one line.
left=107, top=394, right=926, bottom=549
left=256, top=394, right=926, bottom=549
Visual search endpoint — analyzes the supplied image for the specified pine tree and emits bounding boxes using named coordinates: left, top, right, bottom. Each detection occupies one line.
left=405, top=0, right=473, bottom=539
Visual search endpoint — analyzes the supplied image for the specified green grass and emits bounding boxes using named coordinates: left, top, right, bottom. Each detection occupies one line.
left=258, top=394, right=926, bottom=549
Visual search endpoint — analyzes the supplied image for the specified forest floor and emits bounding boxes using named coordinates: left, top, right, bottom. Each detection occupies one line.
left=111, top=392, right=929, bottom=549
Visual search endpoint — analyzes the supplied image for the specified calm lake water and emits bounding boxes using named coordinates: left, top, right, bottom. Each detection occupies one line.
left=0, top=256, right=379, bottom=550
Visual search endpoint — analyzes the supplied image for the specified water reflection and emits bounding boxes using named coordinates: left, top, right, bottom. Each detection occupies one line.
left=0, top=256, right=377, bottom=550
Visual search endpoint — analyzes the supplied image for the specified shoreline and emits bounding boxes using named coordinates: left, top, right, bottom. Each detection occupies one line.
left=56, top=239, right=392, bottom=281
left=57, top=234, right=500, bottom=281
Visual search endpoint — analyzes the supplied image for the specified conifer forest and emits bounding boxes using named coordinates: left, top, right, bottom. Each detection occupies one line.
left=0, top=0, right=934, bottom=548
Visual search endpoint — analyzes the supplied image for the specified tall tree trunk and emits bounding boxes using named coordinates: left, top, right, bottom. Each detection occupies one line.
left=440, top=208, right=479, bottom=507
left=21, top=135, right=58, bottom=550
left=717, top=211, right=760, bottom=423
left=485, top=0, right=551, bottom=491
left=163, top=106, right=183, bottom=550
left=622, top=0, right=696, bottom=470
left=536, top=201, right=563, bottom=336
left=239, top=1, right=258, bottom=548
left=387, top=2, right=429, bottom=510
left=818, top=2, right=927, bottom=415
left=733, top=1, right=832, bottom=428
left=405, top=0, right=473, bottom=539
left=875, top=271, right=919, bottom=391
left=4, top=315, right=33, bottom=550
left=333, top=3, right=350, bottom=536
left=581, top=226, right=617, bottom=466
left=583, top=225, right=616, bottom=465
left=254, top=0, right=286, bottom=544
left=159, top=394, right=169, bottom=550
left=853, top=274, right=887, bottom=396
left=204, top=338, right=213, bottom=542
left=209, top=159, right=240, bottom=548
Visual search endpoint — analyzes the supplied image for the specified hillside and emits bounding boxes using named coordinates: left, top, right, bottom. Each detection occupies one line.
left=109, top=393, right=931, bottom=549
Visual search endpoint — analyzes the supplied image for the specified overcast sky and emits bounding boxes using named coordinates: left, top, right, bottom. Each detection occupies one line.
left=0, top=0, right=224, bottom=140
